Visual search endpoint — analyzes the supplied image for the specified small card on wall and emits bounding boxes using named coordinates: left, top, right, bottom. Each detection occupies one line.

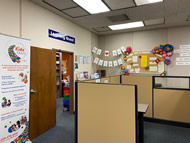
left=149, top=66, right=158, bottom=72
left=103, top=61, right=108, bottom=67
left=92, top=47, right=98, bottom=53
left=109, top=61, right=113, bottom=67
left=105, top=51, right=109, bottom=56
left=118, top=59, right=123, bottom=65
left=98, top=60, right=103, bottom=66
left=112, top=50, right=117, bottom=56
left=117, top=49, right=122, bottom=55
left=133, top=56, right=138, bottom=62
left=135, top=68, right=140, bottom=73
left=94, top=57, right=99, bottom=64
left=97, top=49, right=102, bottom=55
left=127, top=65, right=131, bottom=69
left=113, top=61, right=118, bottom=67
left=121, top=46, right=126, bottom=53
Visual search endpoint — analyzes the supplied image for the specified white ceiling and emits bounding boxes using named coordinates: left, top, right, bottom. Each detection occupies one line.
left=31, top=0, right=190, bottom=35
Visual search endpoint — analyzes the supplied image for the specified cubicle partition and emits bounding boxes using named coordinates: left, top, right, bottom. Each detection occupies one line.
left=75, top=81, right=137, bottom=143
left=121, top=75, right=153, bottom=118
left=153, top=76, right=190, bottom=124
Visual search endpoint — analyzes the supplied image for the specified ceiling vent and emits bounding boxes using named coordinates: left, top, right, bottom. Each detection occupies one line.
left=108, top=14, right=129, bottom=23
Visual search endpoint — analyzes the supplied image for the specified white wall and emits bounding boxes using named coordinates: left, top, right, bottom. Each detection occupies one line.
left=0, top=0, right=96, bottom=78
left=97, top=27, right=190, bottom=76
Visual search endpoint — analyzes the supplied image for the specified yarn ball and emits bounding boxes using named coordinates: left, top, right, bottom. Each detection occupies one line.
left=164, top=59, right=171, bottom=65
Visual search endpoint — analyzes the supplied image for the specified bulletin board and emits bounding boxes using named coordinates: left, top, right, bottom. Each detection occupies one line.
left=125, top=51, right=166, bottom=73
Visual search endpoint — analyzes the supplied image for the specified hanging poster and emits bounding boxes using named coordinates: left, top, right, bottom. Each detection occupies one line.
left=98, top=60, right=103, bottom=66
left=112, top=50, right=117, bottom=56
left=103, top=61, right=108, bottom=67
left=118, top=59, right=123, bottom=65
left=93, top=58, right=99, bottom=64
left=92, top=47, right=98, bottom=53
left=113, top=61, right=118, bottom=67
left=96, top=49, right=102, bottom=55
left=109, top=61, right=113, bottom=67
left=86, top=56, right=90, bottom=64
left=0, top=34, right=31, bottom=143
left=117, top=49, right=122, bottom=55
left=121, top=46, right=126, bottom=53
left=105, top=51, right=109, bottom=57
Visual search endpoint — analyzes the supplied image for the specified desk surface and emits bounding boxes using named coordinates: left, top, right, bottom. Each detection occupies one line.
left=138, top=104, right=149, bottom=113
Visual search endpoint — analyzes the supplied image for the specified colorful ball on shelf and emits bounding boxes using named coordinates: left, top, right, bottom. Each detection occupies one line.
left=163, top=44, right=174, bottom=52
left=121, top=66, right=125, bottom=70
left=164, top=59, right=171, bottom=65
left=123, top=69, right=128, bottom=73
left=125, top=72, right=130, bottom=75
left=155, top=58, right=160, bottom=63
left=124, top=57, right=127, bottom=61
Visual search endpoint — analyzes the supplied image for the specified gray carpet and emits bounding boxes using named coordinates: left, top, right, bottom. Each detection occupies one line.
left=33, top=98, right=190, bottom=143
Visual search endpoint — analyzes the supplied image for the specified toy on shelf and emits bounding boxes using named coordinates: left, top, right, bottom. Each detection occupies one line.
left=160, top=70, right=167, bottom=76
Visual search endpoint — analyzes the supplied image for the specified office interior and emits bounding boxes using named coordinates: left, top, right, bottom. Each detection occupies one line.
left=1, top=0, right=190, bottom=143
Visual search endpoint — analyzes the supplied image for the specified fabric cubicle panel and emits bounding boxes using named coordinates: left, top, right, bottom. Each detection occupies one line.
left=154, top=89, right=190, bottom=123
left=122, top=75, right=153, bottom=117
left=100, top=77, right=110, bottom=83
left=110, top=75, right=121, bottom=83
left=77, top=82, right=137, bottom=143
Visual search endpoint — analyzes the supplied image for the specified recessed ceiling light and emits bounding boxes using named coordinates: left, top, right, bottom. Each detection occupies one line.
left=109, top=21, right=144, bottom=30
left=135, top=0, right=163, bottom=6
left=73, top=0, right=110, bottom=14
left=144, top=18, right=165, bottom=26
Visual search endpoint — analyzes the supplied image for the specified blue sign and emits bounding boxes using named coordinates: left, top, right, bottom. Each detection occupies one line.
left=48, top=29, right=75, bottom=44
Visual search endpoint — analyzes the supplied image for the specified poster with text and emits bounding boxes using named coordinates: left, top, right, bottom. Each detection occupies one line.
left=0, top=34, right=30, bottom=143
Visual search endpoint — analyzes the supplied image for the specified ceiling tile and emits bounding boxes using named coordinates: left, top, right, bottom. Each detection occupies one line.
left=43, top=0, right=77, bottom=10
left=93, top=27, right=111, bottom=32
left=108, top=14, right=129, bottom=22
left=144, top=18, right=165, bottom=26
left=103, top=0, right=135, bottom=10
left=62, top=7, right=89, bottom=18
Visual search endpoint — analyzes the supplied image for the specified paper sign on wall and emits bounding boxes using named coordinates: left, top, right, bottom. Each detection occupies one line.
left=176, top=62, right=190, bottom=65
left=117, top=49, right=122, bottom=55
left=98, top=60, right=103, bottom=66
left=133, top=56, right=138, bottom=62
left=149, top=57, right=157, bottom=60
left=180, top=45, right=190, bottom=49
left=133, top=64, right=139, bottom=67
left=113, top=61, right=118, bottom=66
left=0, top=34, right=31, bottom=142
left=127, top=58, right=132, bottom=62
left=109, top=61, right=113, bottom=67
left=180, top=53, right=190, bottom=56
left=135, top=68, right=140, bottom=73
left=141, top=55, right=147, bottom=67
left=158, top=62, right=164, bottom=73
left=176, top=57, right=190, bottom=61
left=94, top=58, right=99, bottom=64
left=118, top=59, right=123, bottom=65
left=105, top=51, right=109, bottom=57
left=149, top=66, right=158, bottom=72
left=112, top=50, right=117, bottom=56
left=149, top=62, right=157, bottom=65
left=127, top=65, right=131, bottom=69
left=103, top=61, right=108, bottom=67
left=97, top=49, right=102, bottom=55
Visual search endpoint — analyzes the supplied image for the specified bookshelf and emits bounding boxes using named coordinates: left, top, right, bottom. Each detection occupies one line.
left=56, top=52, right=62, bottom=98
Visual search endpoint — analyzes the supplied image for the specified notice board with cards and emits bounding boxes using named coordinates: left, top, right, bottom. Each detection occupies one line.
left=125, top=51, right=166, bottom=73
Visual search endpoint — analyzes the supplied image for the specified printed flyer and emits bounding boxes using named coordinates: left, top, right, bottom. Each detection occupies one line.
left=0, top=34, right=30, bottom=143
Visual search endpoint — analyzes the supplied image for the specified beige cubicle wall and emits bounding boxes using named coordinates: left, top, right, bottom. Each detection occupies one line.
left=100, top=77, right=110, bottom=83
left=122, top=75, right=153, bottom=117
left=154, top=89, right=190, bottom=123
left=77, top=82, right=137, bottom=143
left=110, top=75, right=121, bottom=84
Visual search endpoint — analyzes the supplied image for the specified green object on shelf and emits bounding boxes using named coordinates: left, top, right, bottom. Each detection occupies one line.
left=64, top=96, right=70, bottom=100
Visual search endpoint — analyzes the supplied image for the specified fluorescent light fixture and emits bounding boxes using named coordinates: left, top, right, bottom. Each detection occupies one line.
left=109, top=21, right=144, bottom=30
left=73, top=0, right=110, bottom=14
left=135, top=0, right=163, bottom=6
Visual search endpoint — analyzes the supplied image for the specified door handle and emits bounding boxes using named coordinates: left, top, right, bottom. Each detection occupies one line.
left=30, top=89, right=38, bottom=94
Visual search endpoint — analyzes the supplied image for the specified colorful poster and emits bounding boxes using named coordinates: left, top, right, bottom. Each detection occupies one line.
left=141, top=55, right=147, bottom=67
left=78, top=55, right=83, bottom=64
left=74, top=62, right=79, bottom=71
left=0, top=34, right=30, bottom=143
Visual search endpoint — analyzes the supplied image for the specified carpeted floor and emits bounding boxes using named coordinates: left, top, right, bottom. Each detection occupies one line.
left=33, top=98, right=190, bottom=143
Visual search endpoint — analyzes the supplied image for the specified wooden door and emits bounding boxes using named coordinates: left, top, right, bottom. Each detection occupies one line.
left=29, top=47, right=56, bottom=140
